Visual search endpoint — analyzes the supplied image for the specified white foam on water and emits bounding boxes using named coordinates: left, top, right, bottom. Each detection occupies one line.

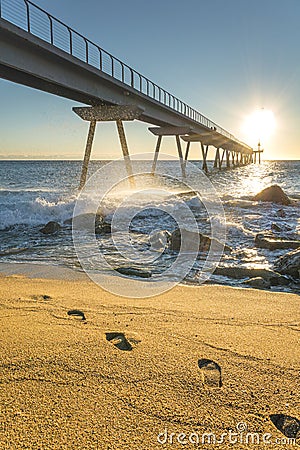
left=0, top=194, right=77, bottom=229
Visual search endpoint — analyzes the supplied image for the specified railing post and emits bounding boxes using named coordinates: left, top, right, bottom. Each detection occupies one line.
left=99, top=48, right=103, bottom=71
left=68, top=28, right=72, bottom=54
left=48, top=15, right=53, bottom=45
left=121, top=64, right=125, bottom=83
left=130, top=69, right=134, bottom=88
left=24, top=0, right=30, bottom=33
left=85, top=40, right=89, bottom=64
left=111, top=56, right=114, bottom=77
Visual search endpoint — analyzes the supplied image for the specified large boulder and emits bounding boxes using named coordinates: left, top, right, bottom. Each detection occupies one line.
left=40, top=221, right=61, bottom=235
left=253, top=185, right=291, bottom=205
left=255, top=232, right=300, bottom=250
left=170, top=228, right=230, bottom=253
left=274, top=248, right=300, bottom=278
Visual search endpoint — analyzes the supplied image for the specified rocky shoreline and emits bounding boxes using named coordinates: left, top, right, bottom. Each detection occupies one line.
left=1, top=184, right=299, bottom=293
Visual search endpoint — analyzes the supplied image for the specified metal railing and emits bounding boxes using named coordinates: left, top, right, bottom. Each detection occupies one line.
left=0, top=0, right=244, bottom=144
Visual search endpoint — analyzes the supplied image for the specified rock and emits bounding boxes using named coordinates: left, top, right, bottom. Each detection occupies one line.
left=243, top=277, right=271, bottom=289
left=63, top=217, right=73, bottom=225
left=115, top=267, right=152, bottom=278
left=40, top=221, right=61, bottom=235
left=253, top=185, right=291, bottom=205
left=0, top=247, right=28, bottom=256
left=276, top=209, right=286, bottom=218
left=271, top=223, right=282, bottom=232
left=72, top=213, right=103, bottom=230
left=71, top=213, right=112, bottom=234
left=214, top=266, right=289, bottom=285
left=95, top=222, right=111, bottom=234
left=274, top=248, right=300, bottom=278
left=255, top=232, right=300, bottom=250
left=267, top=274, right=290, bottom=286
left=170, top=228, right=230, bottom=253
left=149, top=230, right=171, bottom=251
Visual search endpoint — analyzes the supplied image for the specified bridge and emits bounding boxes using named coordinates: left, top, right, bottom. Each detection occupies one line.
left=0, top=0, right=255, bottom=187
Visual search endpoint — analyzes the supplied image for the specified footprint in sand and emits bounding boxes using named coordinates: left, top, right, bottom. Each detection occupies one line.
left=198, top=358, right=222, bottom=388
left=67, top=309, right=86, bottom=321
left=30, top=294, right=52, bottom=301
left=105, top=332, right=140, bottom=351
left=270, top=414, right=300, bottom=439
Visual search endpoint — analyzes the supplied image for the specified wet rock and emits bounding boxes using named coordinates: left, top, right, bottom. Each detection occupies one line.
left=72, top=213, right=103, bottom=230
left=243, top=277, right=271, bottom=289
left=255, top=232, right=300, bottom=250
left=274, top=248, right=300, bottom=278
left=276, top=208, right=286, bottom=218
left=214, top=266, right=289, bottom=285
left=95, top=221, right=111, bottom=234
left=0, top=247, right=28, bottom=256
left=170, top=228, right=230, bottom=253
left=149, top=230, right=171, bottom=251
left=40, top=221, right=61, bottom=235
left=115, top=267, right=152, bottom=278
left=253, top=185, right=291, bottom=205
left=271, top=223, right=282, bottom=232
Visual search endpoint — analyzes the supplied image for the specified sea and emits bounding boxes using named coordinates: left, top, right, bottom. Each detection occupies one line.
left=0, top=160, right=299, bottom=293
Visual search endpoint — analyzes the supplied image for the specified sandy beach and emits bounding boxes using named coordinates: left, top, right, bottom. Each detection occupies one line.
left=0, top=267, right=299, bottom=449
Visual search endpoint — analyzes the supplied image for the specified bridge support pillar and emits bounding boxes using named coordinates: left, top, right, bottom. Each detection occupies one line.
left=116, top=120, right=135, bottom=187
left=184, top=141, right=191, bottom=167
left=79, top=120, right=97, bottom=190
left=213, top=148, right=220, bottom=168
left=220, top=149, right=226, bottom=169
left=226, top=150, right=230, bottom=168
left=201, top=144, right=209, bottom=173
left=151, top=136, right=162, bottom=174
left=73, top=105, right=144, bottom=189
left=149, top=126, right=191, bottom=178
left=176, top=135, right=186, bottom=178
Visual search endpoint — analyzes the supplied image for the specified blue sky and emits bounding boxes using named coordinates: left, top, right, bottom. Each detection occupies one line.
left=1, top=0, right=299, bottom=159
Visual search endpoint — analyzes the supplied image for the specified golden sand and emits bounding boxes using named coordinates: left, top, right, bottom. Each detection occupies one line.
left=0, top=271, right=299, bottom=449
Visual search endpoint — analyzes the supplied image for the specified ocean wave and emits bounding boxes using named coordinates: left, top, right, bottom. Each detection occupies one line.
left=0, top=195, right=76, bottom=230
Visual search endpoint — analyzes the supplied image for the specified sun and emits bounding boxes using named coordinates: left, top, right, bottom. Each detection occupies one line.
left=242, top=109, right=276, bottom=148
